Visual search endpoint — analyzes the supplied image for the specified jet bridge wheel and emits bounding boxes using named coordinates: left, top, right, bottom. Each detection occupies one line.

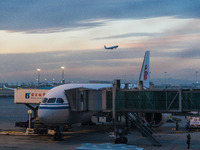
left=115, top=137, right=128, bottom=144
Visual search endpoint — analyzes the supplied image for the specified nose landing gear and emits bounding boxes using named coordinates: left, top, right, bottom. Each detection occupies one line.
left=53, top=126, right=64, bottom=141
left=115, top=136, right=128, bottom=144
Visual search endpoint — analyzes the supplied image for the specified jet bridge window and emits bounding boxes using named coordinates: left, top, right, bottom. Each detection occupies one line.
left=56, top=98, right=64, bottom=103
left=42, top=98, right=48, bottom=103
left=47, top=98, right=56, bottom=103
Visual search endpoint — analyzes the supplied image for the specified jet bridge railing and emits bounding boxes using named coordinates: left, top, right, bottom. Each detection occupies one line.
left=64, top=88, right=200, bottom=113
left=182, top=90, right=200, bottom=111
left=105, top=89, right=200, bottom=113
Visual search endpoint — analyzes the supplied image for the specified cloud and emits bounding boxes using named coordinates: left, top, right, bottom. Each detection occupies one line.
left=0, top=0, right=200, bottom=33
left=1, top=47, right=200, bottom=83
left=176, top=48, right=200, bottom=58
left=94, top=32, right=161, bottom=40
left=1, top=0, right=200, bottom=84
left=0, top=48, right=147, bottom=81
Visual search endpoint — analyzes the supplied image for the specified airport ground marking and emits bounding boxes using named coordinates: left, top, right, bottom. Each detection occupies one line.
left=169, top=144, right=177, bottom=150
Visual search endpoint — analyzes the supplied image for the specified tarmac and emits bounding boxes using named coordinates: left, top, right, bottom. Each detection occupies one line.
left=1, top=116, right=200, bottom=150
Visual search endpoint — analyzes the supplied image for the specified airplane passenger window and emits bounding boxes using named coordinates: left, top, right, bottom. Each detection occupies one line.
left=42, top=98, right=48, bottom=103
left=47, top=98, right=56, bottom=103
left=56, top=98, right=64, bottom=103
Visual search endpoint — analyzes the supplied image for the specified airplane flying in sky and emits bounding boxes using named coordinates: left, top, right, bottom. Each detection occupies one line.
left=37, top=51, right=168, bottom=140
left=104, top=45, right=118, bottom=50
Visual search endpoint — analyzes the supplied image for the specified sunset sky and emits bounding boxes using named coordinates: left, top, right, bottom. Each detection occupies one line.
left=0, top=0, right=200, bottom=84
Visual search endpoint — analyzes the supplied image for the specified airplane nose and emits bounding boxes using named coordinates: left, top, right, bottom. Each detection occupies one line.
left=38, top=108, right=49, bottom=124
left=38, top=105, right=70, bottom=125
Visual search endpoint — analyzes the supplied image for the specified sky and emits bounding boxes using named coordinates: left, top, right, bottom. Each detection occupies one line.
left=0, top=0, right=200, bottom=85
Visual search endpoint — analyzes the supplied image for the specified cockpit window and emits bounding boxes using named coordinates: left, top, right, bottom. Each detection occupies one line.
left=42, top=98, right=48, bottom=103
left=47, top=98, right=56, bottom=103
left=56, top=98, right=64, bottom=103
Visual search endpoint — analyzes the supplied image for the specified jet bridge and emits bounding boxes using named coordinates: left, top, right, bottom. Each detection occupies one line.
left=65, top=88, right=105, bottom=112
left=65, top=88, right=200, bottom=114
left=105, top=89, right=200, bottom=113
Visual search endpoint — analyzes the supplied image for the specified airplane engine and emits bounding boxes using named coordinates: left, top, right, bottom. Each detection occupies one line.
left=144, top=113, right=169, bottom=127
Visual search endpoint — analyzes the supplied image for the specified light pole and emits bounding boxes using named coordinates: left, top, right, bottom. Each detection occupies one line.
left=164, top=72, right=167, bottom=89
left=61, top=66, right=65, bottom=84
left=37, top=69, right=41, bottom=86
left=196, top=71, right=198, bottom=84
left=52, top=78, right=55, bottom=84
left=149, top=72, right=151, bottom=82
left=44, top=78, right=47, bottom=85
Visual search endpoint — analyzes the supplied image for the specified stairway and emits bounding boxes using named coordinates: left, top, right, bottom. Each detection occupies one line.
left=122, top=112, right=161, bottom=146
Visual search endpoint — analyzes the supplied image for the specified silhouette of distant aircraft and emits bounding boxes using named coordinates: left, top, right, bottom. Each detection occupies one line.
left=104, top=45, right=118, bottom=50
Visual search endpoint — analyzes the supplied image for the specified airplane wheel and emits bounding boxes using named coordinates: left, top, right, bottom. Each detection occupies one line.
left=121, top=137, right=128, bottom=144
left=54, top=132, right=63, bottom=141
left=115, top=138, right=121, bottom=144
left=54, top=133, right=58, bottom=140
left=115, top=137, right=128, bottom=144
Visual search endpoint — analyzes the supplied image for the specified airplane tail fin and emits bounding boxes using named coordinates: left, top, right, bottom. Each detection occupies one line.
left=3, top=85, right=6, bottom=89
left=3, top=85, right=15, bottom=91
left=104, top=45, right=107, bottom=49
left=139, top=51, right=150, bottom=89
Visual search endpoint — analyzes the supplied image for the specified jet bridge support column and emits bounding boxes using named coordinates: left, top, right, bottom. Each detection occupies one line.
left=112, top=79, right=120, bottom=131
left=179, top=90, right=182, bottom=112
left=112, top=80, right=117, bottom=132
left=112, top=79, right=128, bottom=144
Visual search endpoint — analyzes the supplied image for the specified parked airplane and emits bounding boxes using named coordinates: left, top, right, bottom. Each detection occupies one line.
left=104, top=45, right=118, bottom=50
left=37, top=51, right=168, bottom=140
left=138, top=51, right=168, bottom=127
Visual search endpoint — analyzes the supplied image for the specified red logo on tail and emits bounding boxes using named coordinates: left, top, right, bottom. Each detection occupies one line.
left=144, top=65, right=148, bottom=80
